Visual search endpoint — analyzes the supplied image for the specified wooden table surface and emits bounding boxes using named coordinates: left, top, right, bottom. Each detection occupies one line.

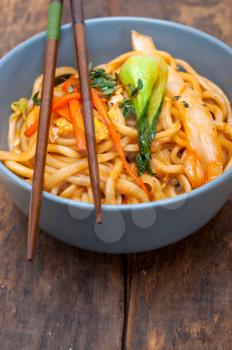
left=0, top=1, right=232, bottom=349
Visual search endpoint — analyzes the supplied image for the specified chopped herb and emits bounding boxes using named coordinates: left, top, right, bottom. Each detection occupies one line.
left=173, top=95, right=180, bottom=101
left=128, top=79, right=143, bottom=97
left=54, top=74, right=72, bottom=86
left=182, top=101, right=189, bottom=108
left=119, top=99, right=135, bottom=119
left=119, top=79, right=143, bottom=119
left=115, top=72, right=120, bottom=82
left=32, top=92, right=41, bottom=106
left=90, top=67, right=117, bottom=96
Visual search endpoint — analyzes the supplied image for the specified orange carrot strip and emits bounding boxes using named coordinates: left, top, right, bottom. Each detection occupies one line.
left=91, top=88, right=148, bottom=194
left=55, top=105, right=72, bottom=122
left=69, top=100, right=87, bottom=153
left=52, top=92, right=81, bottom=111
left=25, top=94, right=80, bottom=137
left=63, top=76, right=78, bottom=93
left=25, top=119, right=39, bottom=137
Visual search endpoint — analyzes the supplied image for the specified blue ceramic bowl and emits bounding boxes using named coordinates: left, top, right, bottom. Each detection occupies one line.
left=0, top=17, right=232, bottom=253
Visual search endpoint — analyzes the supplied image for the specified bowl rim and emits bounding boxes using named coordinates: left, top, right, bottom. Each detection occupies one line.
left=0, top=16, right=232, bottom=212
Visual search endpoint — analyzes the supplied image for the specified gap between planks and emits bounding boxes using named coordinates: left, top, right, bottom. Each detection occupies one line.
left=121, top=254, right=137, bottom=350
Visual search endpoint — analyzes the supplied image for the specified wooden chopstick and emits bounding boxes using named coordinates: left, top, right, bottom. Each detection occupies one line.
left=70, top=0, right=102, bottom=224
left=27, top=0, right=63, bottom=261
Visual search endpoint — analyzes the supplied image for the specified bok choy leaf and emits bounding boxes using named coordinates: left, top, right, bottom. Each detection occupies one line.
left=119, top=54, right=168, bottom=174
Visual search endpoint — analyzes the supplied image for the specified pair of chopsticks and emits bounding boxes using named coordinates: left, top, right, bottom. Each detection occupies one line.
left=27, top=0, right=102, bottom=261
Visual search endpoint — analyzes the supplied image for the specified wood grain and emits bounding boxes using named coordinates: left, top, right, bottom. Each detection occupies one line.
left=125, top=198, right=232, bottom=350
left=0, top=186, right=124, bottom=350
left=0, top=0, right=232, bottom=349
left=0, top=0, right=231, bottom=58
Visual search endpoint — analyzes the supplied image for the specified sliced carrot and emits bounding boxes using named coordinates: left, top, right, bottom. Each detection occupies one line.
left=25, top=119, right=39, bottom=137
left=91, top=88, right=148, bottom=194
left=69, top=100, right=87, bottom=154
left=63, top=76, right=78, bottom=93
left=101, top=97, right=107, bottom=104
left=24, top=94, right=80, bottom=137
left=55, top=105, right=72, bottom=122
left=52, top=92, right=81, bottom=111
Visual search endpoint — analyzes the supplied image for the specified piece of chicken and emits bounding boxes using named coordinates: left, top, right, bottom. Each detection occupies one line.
left=93, top=113, right=109, bottom=143
left=54, top=117, right=73, bottom=137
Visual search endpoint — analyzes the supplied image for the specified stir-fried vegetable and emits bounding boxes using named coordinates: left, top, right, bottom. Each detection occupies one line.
left=25, top=120, right=39, bottom=137
left=119, top=79, right=143, bottom=119
left=91, top=88, right=148, bottom=193
left=90, top=67, right=117, bottom=97
left=119, top=54, right=168, bottom=174
left=25, top=106, right=40, bottom=137
left=52, top=92, right=81, bottom=111
left=55, top=105, right=72, bottom=122
left=131, top=31, right=157, bottom=51
left=62, top=76, right=78, bottom=93
left=177, top=89, right=223, bottom=186
left=119, top=98, right=135, bottom=119
left=119, top=56, right=159, bottom=117
left=11, top=98, right=28, bottom=119
left=69, top=100, right=87, bottom=153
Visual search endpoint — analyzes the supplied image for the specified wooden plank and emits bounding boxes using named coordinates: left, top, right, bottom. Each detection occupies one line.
left=125, top=199, right=232, bottom=349
left=1, top=0, right=232, bottom=349
left=0, top=185, right=124, bottom=350
left=0, top=0, right=99, bottom=57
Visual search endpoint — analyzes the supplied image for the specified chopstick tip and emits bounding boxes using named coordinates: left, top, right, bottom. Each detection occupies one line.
left=27, top=249, right=34, bottom=262
left=27, top=232, right=36, bottom=261
left=96, top=212, right=102, bottom=224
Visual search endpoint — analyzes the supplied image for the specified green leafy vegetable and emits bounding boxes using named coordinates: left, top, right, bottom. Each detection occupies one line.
left=128, top=78, right=143, bottom=97
left=136, top=153, right=147, bottom=176
left=32, top=92, right=41, bottom=106
left=11, top=98, right=28, bottom=119
left=119, top=99, right=135, bottom=119
left=119, top=79, right=143, bottom=119
left=90, top=68, right=117, bottom=96
left=119, top=55, right=159, bottom=118
left=119, top=54, right=168, bottom=174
